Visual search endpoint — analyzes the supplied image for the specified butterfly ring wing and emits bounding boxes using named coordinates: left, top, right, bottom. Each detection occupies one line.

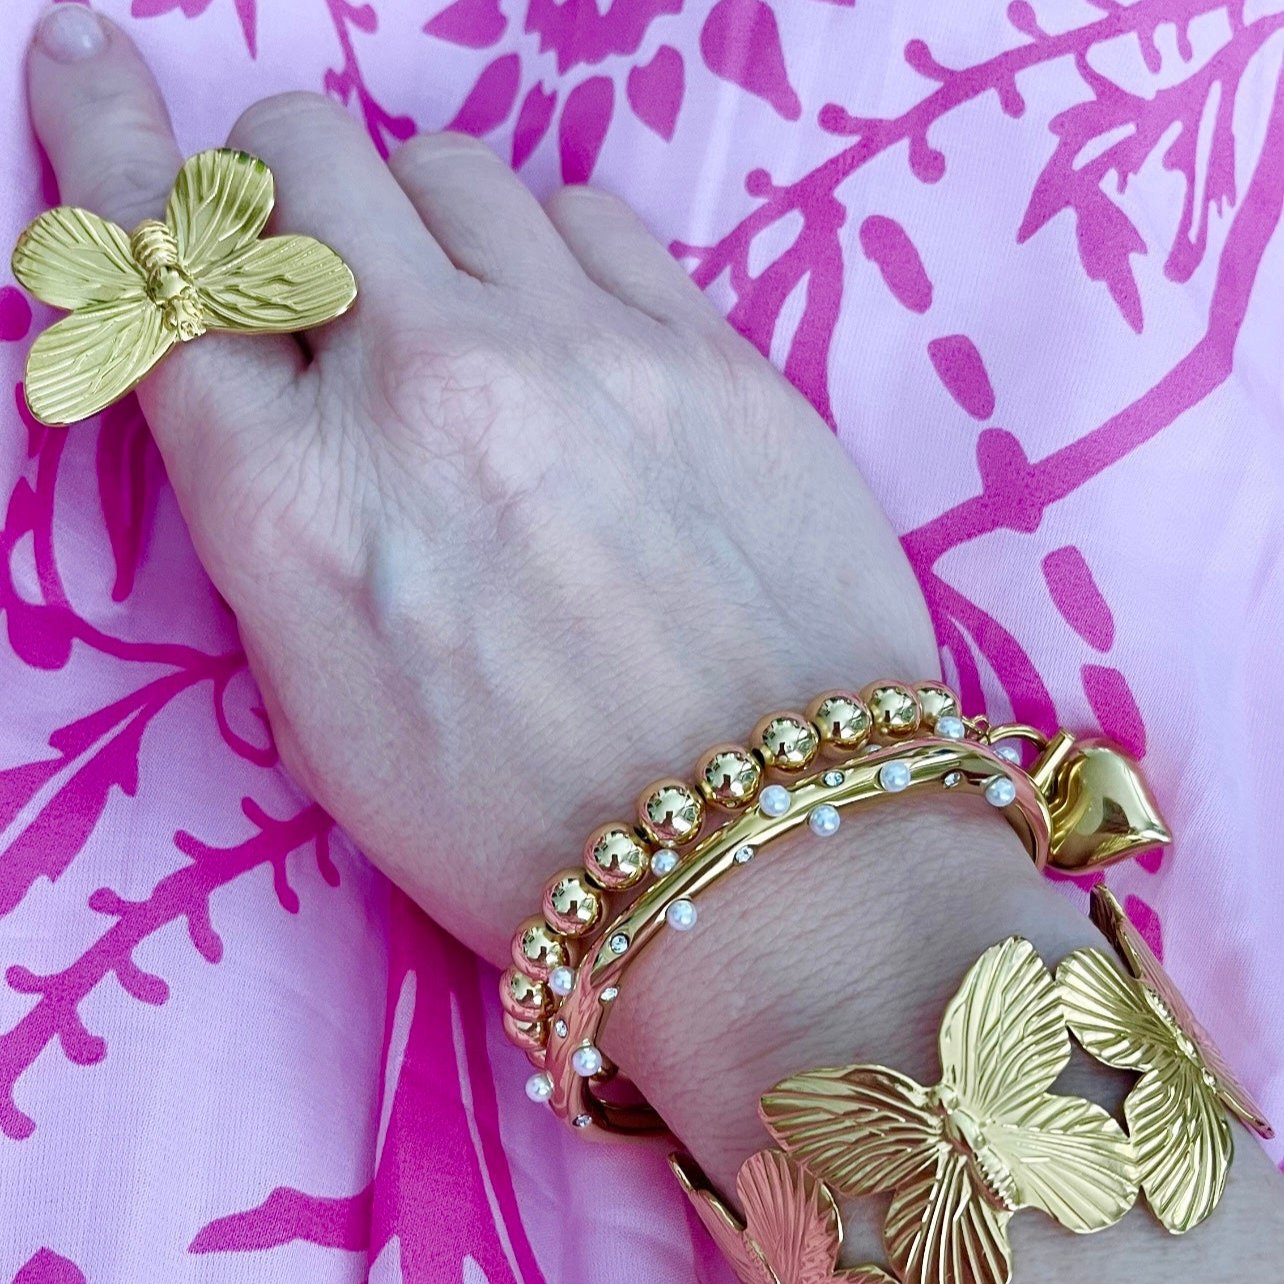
left=167, top=149, right=356, bottom=334
left=21, top=296, right=175, bottom=426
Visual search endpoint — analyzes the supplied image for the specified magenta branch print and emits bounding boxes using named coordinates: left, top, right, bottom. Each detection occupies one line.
left=4, top=0, right=1284, bottom=1279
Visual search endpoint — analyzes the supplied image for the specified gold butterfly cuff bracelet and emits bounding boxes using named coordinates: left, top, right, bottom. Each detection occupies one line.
left=673, top=888, right=1274, bottom=1284
left=10, top=148, right=357, bottom=426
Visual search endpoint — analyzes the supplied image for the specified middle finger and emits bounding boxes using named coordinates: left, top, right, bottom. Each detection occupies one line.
left=226, top=92, right=455, bottom=353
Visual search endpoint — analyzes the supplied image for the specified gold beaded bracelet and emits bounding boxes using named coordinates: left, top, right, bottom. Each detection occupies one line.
left=502, top=680, right=1171, bottom=1129
left=670, top=887, right=1274, bottom=1284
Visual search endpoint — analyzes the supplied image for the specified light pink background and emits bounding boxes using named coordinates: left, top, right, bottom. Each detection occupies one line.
left=2, top=1, right=1282, bottom=1279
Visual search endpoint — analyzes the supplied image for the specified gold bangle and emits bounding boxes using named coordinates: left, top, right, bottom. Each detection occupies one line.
left=547, top=735, right=1049, bottom=1134
left=505, top=679, right=1171, bottom=1130
left=672, top=888, right=1273, bottom=1284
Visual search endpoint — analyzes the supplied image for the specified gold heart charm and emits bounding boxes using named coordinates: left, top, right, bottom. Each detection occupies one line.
left=1027, top=732, right=1171, bottom=871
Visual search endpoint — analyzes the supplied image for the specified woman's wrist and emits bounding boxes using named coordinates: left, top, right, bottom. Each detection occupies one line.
left=601, top=797, right=1068, bottom=1183
left=603, top=795, right=1284, bottom=1277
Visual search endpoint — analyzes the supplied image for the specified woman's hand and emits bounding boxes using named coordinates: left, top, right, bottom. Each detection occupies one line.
left=26, top=7, right=936, bottom=962
left=26, top=12, right=1284, bottom=1277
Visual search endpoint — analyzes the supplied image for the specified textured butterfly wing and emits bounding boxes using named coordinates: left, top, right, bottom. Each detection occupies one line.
left=669, top=1154, right=771, bottom=1284
left=991, top=1090, right=1138, bottom=1231
left=194, top=236, right=357, bottom=333
left=672, top=1151, right=899, bottom=1284
left=1057, top=945, right=1170, bottom=1072
left=166, top=148, right=274, bottom=271
left=167, top=147, right=356, bottom=334
left=1091, top=886, right=1273, bottom=1137
left=22, top=297, right=174, bottom=426
left=884, top=1147, right=1013, bottom=1284
left=939, top=936, right=1070, bottom=1120
left=11, top=207, right=143, bottom=309
left=761, top=1066, right=943, bottom=1199
left=1127, top=1057, right=1232, bottom=1233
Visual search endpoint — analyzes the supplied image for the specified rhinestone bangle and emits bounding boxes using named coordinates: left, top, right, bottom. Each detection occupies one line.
left=545, top=734, right=1047, bottom=1135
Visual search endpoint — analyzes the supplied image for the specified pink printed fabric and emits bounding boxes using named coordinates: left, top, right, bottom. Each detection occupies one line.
left=2, top=0, right=1282, bottom=1279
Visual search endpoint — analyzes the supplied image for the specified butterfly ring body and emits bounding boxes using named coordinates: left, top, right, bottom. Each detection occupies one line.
left=129, top=218, right=206, bottom=340
left=11, top=148, right=357, bottom=426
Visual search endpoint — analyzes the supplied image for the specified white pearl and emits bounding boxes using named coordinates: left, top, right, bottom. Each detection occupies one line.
left=525, top=1072, right=553, bottom=1103
left=879, top=760, right=912, bottom=792
left=553, top=1019, right=568, bottom=1038
left=572, top=1044, right=604, bottom=1077
left=935, top=716, right=966, bottom=740
left=650, top=850, right=679, bottom=877
left=666, top=899, right=698, bottom=931
left=985, top=776, right=1018, bottom=807
left=548, top=966, right=575, bottom=997
left=759, top=784, right=791, bottom=816
left=995, top=744, right=1021, bottom=764
left=808, top=804, right=841, bottom=836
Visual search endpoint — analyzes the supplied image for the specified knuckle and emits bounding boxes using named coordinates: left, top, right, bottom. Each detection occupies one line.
left=543, top=183, right=627, bottom=226
left=389, top=130, right=497, bottom=178
left=230, top=91, right=348, bottom=150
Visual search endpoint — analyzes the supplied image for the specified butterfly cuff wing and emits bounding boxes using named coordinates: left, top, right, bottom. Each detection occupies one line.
left=885, top=1148, right=1013, bottom=1284
left=761, top=1065, right=942, bottom=1198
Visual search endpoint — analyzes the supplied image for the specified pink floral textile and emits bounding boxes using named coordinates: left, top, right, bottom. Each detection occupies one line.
left=3, top=1, right=1283, bottom=1279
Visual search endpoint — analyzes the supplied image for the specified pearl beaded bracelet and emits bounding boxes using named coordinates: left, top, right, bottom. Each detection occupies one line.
left=499, top=679, right=1170, bottom=1134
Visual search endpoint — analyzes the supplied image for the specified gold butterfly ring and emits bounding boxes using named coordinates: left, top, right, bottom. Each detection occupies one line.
left=10, top=148, right=357, bottom=426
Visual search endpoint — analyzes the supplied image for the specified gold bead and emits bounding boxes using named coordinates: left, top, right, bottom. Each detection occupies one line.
left=860, top=681, right=922, bottom=738
left=583, top=823, right=651, bottom=889
left=511, top=916, right=572, bottom=981
left=695, top=744, right=763, bottom=810
left=805, top=690, right=872, bottom=752
left=542, top=869, right=604, bottom=937
left=915, top=680, right=961, bottom=727
left=502, top=1011, right=547, bottom=1053
left=751, top=712, right=820, bottom=771
left=637, top=778, right=705, bottom=847
left=500, top=967, right=548, bottom=1019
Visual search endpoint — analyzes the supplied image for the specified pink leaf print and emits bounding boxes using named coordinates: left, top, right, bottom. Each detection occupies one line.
left=559, top=76, right=615, bottom=184
left=1124, top=893, right=1164, bottom=960
left=700, top=0, right=801, bottom=121
left=189, top=1185, right=372, bottom=1252
left=0, top=802, right=333, bottom=1139
left=131, top=0, right=257, bottom=58
left=13, top=1250, right=86, bottom=1284
left=859, top=215, right=933, bottom=313
left=524, top=0, right=682, bottom=75
left=627, top=45, right=685, bottom=141
left=95, top=399, right=157, bottom=603
left=927, top=334, right=996, bottom=420
left=446, top=53, right=522, bottom=137
left=423, top=0, right=507, bottom=48
left=1082, top=663, right=1146, bottom=757
left=1042, top=545, right=1114, bottom=651
left=0, top=286, right=32, bottom=342
left=512, top=83, right=558, bottom=170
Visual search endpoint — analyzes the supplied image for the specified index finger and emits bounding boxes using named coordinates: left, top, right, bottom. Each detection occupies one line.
left=24, top=6, right=303, bottom=487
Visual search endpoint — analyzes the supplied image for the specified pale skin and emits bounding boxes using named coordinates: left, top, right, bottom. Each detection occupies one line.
left=24, top=6, right=1284, bottom=1278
